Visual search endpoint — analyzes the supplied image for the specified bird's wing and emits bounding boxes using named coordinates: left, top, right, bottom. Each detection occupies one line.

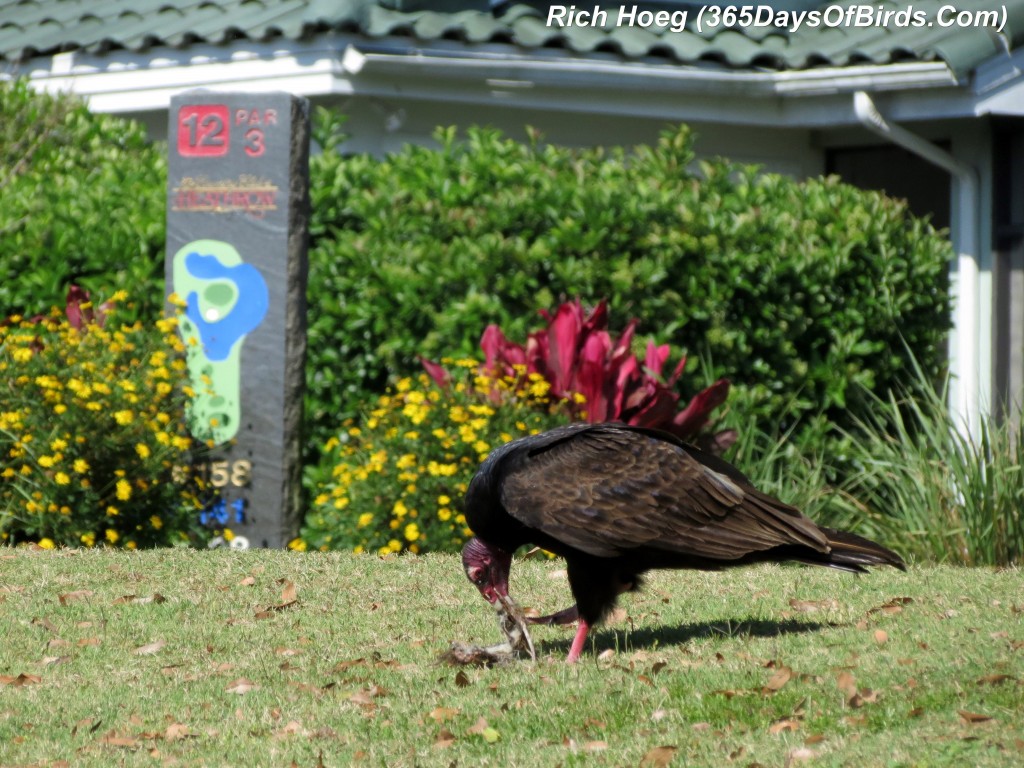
left=498, top=424, right=828, bottom=560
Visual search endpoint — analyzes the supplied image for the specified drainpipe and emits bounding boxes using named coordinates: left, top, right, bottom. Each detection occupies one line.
left=852, top=91, right=983, bottom=439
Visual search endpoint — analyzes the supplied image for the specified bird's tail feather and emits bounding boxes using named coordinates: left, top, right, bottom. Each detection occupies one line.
left=785, top=527, right=905, bottom=573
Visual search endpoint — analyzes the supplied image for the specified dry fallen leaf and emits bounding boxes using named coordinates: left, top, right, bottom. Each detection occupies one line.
left=874, top=630, right=889, bottom=645
left=332, top=658, right=365, bottom=672
left=0, top=673, right=42, bottom=686
left=606, top=607, right=628, bottom=624
left=789, top=598, right=838, bottom=613
left=288, top=680, right=332, bottom=697
left=433, top=727, right=456, bottom=748
left=113, top=593, right=166, bottom=605
left=31, top=616, right=59, bottom=633
left=428, top=707, right=459, bottom=722
left=454, top=670, right=471, bottom=688
left=786, top=746, right=818, bottom=763
left=279, top=579, right=298, bottom=604
left=959, top=710, right=994, bottom=724
left=868, top=597, right=913, bottom=616
left=164, top=722, right=195, bottom=741
left=640, top=745, right=678, bottom=767
left=837, top=671, right=857, bottom=699
left=133, top=640, right=167, bottom=656
left=225, top=678, right=258, bottom=695
left=711, top=688, right=753, bottom=699
left=274, top=720, right=307, bottom=738
left=764, top=666, right=794, bottom=694
left=58, top=590, right=93, bottom=605
left=977, top=674, right=1016, bottom=686
left=848, top=689, right=880, bottom=708
left=349, top=685, right=385, bottom=706
left=100, top=730, right=138, bottom=748
left=239, top=576, right=256, bottom=587
left=466, top=717, right=500, bottom=743
left=769, top=719, right=800, bottom=735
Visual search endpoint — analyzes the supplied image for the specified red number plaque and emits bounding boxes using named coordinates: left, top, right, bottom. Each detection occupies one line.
left=177, top=104, right=230, bottom=157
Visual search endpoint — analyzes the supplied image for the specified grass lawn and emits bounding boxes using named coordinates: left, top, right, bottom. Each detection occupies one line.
left=0, top=548, right=1021, bottom=767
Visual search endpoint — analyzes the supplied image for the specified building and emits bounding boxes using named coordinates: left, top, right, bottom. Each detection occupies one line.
left=3, top=0, right=1024, bottom=431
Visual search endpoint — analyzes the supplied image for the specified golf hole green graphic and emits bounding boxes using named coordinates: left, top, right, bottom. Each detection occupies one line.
left=173, top=239, right=269, bottom=445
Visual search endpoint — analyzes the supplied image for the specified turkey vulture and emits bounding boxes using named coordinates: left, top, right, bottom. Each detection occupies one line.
left=461, top=423, right=904, bottom=662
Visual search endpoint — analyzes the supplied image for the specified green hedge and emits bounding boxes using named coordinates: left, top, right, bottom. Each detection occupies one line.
left=1, top=85, right=953, bottom=463
left=306, top=114, right=952, bottom=449
left=0, top=80, right=167, bottom=317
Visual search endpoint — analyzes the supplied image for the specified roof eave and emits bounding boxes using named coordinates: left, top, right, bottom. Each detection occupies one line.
left=0, top=34, right=992, bottom=128
left=346, top=43, right=958, bottom=96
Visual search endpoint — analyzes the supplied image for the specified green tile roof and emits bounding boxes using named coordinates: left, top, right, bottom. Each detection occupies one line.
left=1, top=0, right=1021, bottom=76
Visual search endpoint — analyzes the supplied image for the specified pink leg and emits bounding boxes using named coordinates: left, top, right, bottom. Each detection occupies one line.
left=566, top=619, right=591, bottom=663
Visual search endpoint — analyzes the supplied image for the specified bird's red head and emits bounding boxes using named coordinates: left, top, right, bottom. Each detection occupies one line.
left=461, top=537, right=512, bottom=605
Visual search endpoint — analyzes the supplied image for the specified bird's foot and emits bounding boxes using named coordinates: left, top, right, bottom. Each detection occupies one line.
left=526, top=604, right=580, bottom=626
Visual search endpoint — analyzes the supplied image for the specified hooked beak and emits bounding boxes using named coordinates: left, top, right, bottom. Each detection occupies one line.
left=479, top=581, right=505, bottom=604
left=462, top=537, right=513, bottom=605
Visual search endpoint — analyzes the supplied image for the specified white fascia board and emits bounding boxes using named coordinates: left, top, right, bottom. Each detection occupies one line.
left=9, top=37, right=364, bottom=112
left=352, top=48, right=957, bottom=96
left=4, top=33, right=979, bottom=127
left=345, top=49, right=974, bottom=127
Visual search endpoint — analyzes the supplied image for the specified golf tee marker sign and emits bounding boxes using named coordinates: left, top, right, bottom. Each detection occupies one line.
left=166, top=91, right=310, bottom=548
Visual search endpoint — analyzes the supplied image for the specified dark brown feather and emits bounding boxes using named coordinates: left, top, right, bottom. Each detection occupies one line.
left=464, top=422, right=904, bottom=627
left=496, top=423, right=828, bottom=559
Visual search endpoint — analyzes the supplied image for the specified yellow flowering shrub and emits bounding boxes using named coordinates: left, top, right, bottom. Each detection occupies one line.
left=0, top=290, right=206, bottom=548
left=299, top=360, right=573, bottom=554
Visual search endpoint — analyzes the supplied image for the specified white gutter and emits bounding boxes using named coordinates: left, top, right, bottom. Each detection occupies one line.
left=853, top=91, right=985, bottom=438
left=345, top=46, right=959, bottom=97
left=9, top=39, right=960, bottom=118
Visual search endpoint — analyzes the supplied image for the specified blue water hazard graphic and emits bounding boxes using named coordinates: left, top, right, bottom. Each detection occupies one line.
left=199, top=497, right=247, bottom=526
left=183, top=251, right=269, bottom=361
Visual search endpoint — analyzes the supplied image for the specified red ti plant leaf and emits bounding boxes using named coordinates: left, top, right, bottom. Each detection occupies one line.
left=644, top=341, right=672, bottom=380
left=419, top=356, right=450, bottom=390
left=544, top=300, right=584, bottom=397
left=65, top=285, right=90, bottom=329
left=670, top=377, right=731, bottom=439
left=421, top=298, right=736, bottom=453
left=576, top=332, right=612, bottom=422
left=480, top=324, right=526, bottom=376
left=64, top=285, right=112, bottom=330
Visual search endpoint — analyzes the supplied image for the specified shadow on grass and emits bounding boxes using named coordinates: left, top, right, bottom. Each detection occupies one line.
left=538, top=617, right=837, bottom=658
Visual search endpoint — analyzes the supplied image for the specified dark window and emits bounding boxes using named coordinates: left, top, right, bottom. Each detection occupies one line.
left=826, top=145, right=951, bottom=230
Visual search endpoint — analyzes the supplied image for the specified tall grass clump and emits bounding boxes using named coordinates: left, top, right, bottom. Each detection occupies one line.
left=722, top=403, right=875, bottom=534
left=843, top=361, right=1023, bottom=566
